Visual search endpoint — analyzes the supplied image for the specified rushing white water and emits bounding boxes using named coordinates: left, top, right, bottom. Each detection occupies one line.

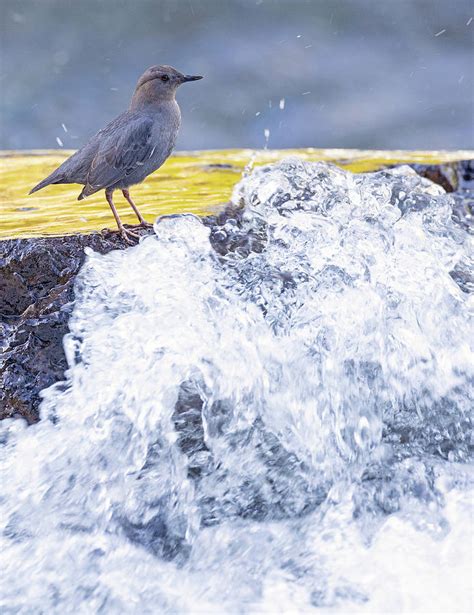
left=1, top=160, right=473, bottom=613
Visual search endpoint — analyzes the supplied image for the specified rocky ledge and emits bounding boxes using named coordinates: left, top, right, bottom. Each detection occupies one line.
left=0, top=228, right=153, bottom=422
left=1, top=160, right=472, bottom=423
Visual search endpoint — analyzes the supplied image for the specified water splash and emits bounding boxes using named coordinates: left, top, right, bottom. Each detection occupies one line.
left=264, top=128, right=270, bottom=149
left=1, top=160, right=472, bottom=612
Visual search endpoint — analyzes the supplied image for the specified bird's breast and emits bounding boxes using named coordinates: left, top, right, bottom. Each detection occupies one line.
left=148, top=101, right=181, bottom=165
left=121, top=103, right=181, bottom=187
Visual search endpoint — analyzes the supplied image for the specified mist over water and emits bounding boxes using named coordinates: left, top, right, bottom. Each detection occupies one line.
left=1, top=0, right=473, bottom=150
left=1, top=160, right=472, bottom=612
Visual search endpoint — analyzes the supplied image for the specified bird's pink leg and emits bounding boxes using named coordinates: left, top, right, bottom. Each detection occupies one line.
left=105, top=189, right=140, bottom=243
left=122, top=189, right=153, bottom=228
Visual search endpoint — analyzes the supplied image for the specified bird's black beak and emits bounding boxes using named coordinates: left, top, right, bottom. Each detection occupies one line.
left=182, top=75, right=203, bottom=82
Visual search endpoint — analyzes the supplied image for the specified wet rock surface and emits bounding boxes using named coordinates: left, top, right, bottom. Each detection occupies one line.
left=411, top=159, right=473, bottom=231
left=1, top=160, right=472, bottom=423
left=0, top=227, right=152, bottom=422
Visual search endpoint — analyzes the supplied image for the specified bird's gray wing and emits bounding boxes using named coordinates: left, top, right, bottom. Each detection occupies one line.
left=79, top=115, right=155, bottom=198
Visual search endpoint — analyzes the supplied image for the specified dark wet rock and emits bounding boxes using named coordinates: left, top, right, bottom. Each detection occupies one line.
left=411, top=162, right=460, bottom=194
left=410, top=159, right=473, bottom=194
left=1, top=160, right=472, bottom=424
left=410, top=159, right=473, bottom=231
left=0, top=227, right=152, bottom=423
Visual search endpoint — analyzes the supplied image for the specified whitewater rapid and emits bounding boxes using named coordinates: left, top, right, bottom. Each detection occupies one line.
left=1, top=160, right=472, bottom=613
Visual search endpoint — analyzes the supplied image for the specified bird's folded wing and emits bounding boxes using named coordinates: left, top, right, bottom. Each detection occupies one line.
left=80, top=116, right=155, bottom=197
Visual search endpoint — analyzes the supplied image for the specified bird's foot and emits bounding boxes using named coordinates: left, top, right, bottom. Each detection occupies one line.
left=138, top=220, right=154, bottom=229
left=119, top=226, right=141, bottom=244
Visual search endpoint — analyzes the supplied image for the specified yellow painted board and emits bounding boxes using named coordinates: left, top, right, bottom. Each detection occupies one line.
left=1, top=148, right=472, bottom=239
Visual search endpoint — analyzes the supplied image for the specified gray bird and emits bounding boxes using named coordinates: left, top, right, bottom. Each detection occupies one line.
left=30, top=65, right=203, bottom=242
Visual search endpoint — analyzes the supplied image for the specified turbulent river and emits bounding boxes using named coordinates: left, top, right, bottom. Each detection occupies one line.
left=1, top=160, right=472, bottom=613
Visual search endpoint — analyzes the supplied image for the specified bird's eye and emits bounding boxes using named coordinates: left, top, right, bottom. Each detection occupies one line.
left=161, top=75, right=170, bottom=82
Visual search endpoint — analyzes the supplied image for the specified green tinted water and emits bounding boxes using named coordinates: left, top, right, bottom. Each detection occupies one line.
left=1, top=148, right=471, bottom=239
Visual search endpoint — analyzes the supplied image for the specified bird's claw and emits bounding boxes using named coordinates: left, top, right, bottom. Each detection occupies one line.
left=120, top=227, right=141, bottom=244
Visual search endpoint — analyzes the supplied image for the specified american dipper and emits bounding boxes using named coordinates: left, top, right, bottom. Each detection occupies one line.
left=30, top=65, right=203, bottom=242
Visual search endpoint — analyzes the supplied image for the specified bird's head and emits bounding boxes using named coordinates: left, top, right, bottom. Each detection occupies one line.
left=131, top=65, right=203, bottom=106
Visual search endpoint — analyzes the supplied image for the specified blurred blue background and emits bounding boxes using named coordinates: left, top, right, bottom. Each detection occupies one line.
left=1, top=0, right=473, bottom=151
